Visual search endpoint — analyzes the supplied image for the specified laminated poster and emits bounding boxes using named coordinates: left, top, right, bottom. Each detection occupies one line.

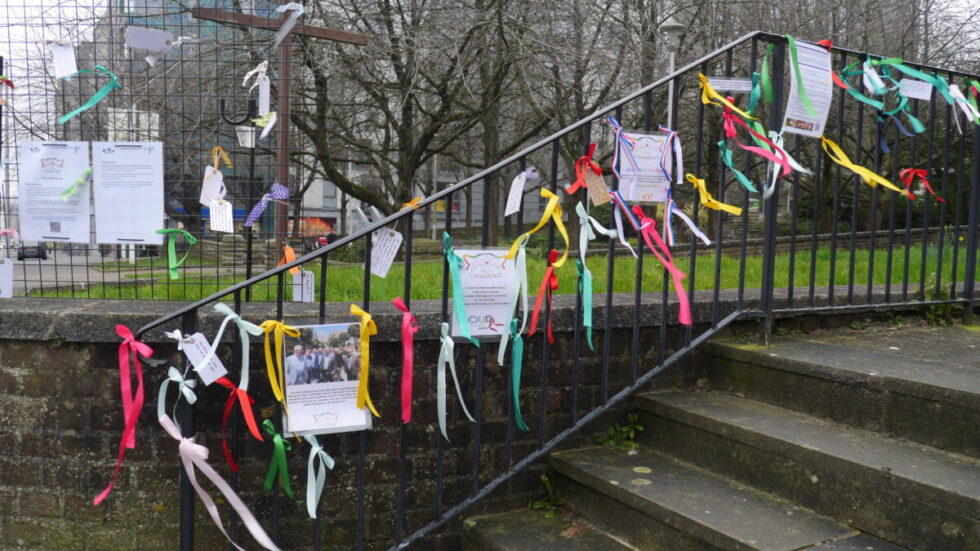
left=620, top=131, right=670, bottom=203
left=93, top=142, right=164, bottom=244
left=17, top=141, right=91, bottom=243
left=450, top=249, right=516, bottom=340
left=782, top=40, right=833, bottom=138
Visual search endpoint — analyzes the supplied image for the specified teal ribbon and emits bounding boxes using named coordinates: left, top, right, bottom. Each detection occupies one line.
left=747, top=72, right=762, bottom=114
left=437, top=322, right=474, bottom=442
left=509, top=318, right=529, bottom=432
left=719, top=140, right=758, bottom=193
left=577, top=260, right=596, bottom=351
left=574, top=203, right=616, bottom=351
left=304, top=434, right=335, bottom=519
left=58, top=66, right=121, bottom=124
left=837, top=58, right=885, bottom=111
left=785, top=35, right=818, bottom=117
left=155, top=228, right=198, bottom=280
left=61, top=167, right=92, bottom=201
left=262, top=419, right=299, bottom=502
left=873, top=58, right=955, bottom=105
left=199, top=303, right=264, bottom=390
left=967, top=79, right=980, bottom=125
left=444, top=232, right=479, bottom=346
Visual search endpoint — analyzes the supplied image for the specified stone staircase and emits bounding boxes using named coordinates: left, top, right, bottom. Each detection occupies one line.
left=463, top=324, right=980, bottom=551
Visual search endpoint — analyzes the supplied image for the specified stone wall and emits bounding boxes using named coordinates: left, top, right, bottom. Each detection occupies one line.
left=0, top=296, right=717, bottom=551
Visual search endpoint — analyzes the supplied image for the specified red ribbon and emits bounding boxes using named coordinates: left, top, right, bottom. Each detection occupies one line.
left=214, top=376, right=264, bottom=473
left=899, top=168, right=945, bottom=203
left=566, top=143, right=602, bottom=194
left=631, top=206, right=693, bottom=326
left=722, top=100, right=793, bottom=179
left=529, top=249, right=560, bottom=343
left=393, top=297, right=419, bottom=424
left=0, top=77, right=13, bottom=91
left=816, top=40, right=851, bottom=90
left=93, top=325, right=153, bottom=505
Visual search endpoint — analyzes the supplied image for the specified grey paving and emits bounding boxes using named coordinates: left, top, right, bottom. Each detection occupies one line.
left=463, top=508, right=633, bottom=551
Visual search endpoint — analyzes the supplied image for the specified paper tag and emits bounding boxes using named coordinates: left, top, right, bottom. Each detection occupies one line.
left=199, top=166, right=226, bottom=206
left=291, top=270, right=314, bottom=302
left=179, top=332, right=227, bottom=385
left=48, top=41, right=77, bottom=79
left=236, top=125, right=255, bottom=148
left=899, top=78, right=933, bottom=101
left=505, top=171, right=527, bottom=216
left=209, top=200, right=233, bottom=233
left=125, top=26, right=174, bottom=52
left=862, top=61, right=886, bottom=94
left=585, top=171, right=610, bottom=206
left=0, top=259, right=12, bottom=298
left=257, top=77, right=271, bottom=115
left=709, top=76, right=754, bottom=92
left=370, top=228, right=403, bottom=278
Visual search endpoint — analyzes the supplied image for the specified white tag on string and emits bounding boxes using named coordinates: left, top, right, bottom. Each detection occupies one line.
left=209, top=200, right=234, bottom=233
left=708, top=76, right=754, bottom=92
left=125, top=26, right=174, bottom=52
left=291, top=270, right=314, bottom=302
left=505, top=171, right=527, bottom=216
left=236, top=125, right=255, bottom=148
left=899, top=78, right=933, bottom=101
left=370, top=228, right=403, bottom=279
left=179, top=332, right=228, bottom=385
left=199, top=166, right=226, bottom=207
left=0, top=259, right=11, bottom=299
left=46, top=40, right=77, bottom=79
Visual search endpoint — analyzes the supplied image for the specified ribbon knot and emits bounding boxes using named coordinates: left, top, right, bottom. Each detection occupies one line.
left=444, top=232, right=480, bottom=347
left=686, top=175, right=743, bottom=215
left=899, top=168, right=944, bottom=202
left=437, top=322, right=475, bottom=441
left=504, top=189, right=569, bottom=267
left=166, top=366, right=198, bottom=404
left=304, top=435, right=335, bottom=519
left=262, top=419, right=299, bottom=502
left=393, top=297, right=419, bottom=423
left=155, top=228, right=198, bottom=280
left=350, top=304, right=380, bottom=417
left=259, top=320, right=300, bottom=411
left=58, top=65, right=121, bottom=124
left=567, top=143, right=602, bottom=194
left=93, top=324, right=153, bottom=506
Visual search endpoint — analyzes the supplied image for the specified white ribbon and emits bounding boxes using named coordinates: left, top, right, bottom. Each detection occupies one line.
left=304, top=435, right=335, bottom=519
left=165, top=366, right=197, bottom=405
left=608, top=192, right=638, bottom=258
left=497, top=235, right=529, bottom=366
left=575, top=202, right=617, bottom=263
left=243, top=61, right=271, bottom=116
left=438, top=322, right=474, bottom=441
left=764, top=131, right=812, bottom=200
left=145, top=37, right=206, bottom=66
left=164, top=329, right=193, bottom=351
left=199, top=303, right=264, bottom=390
left=273, top=3, right=305, bottom=48
left=949, top=84, right=980, bottom=135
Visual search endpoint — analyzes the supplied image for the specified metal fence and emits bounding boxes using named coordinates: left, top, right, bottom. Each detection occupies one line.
left=122, top=31, right=980, bottom=550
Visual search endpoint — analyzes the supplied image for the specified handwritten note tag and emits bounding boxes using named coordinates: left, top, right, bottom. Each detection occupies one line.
left=125, top=26, right=174, bottom=52
left=291, top=270, right=314, bottom=302
left=586, top=171, right=610, bottom=206
left=47, top=41, right=77, bottom=79
left=199, top=166, right=226, bottom=206
left=899, top=79, right=933, bottom=101
left=505, top=171, right=528, bottom=216
left=709, top=76, right=753, bottom=92
left=370, top=228, right=403, bottom=278
left=209, top=200, right=233, bottom=233
left=179, top=332, right=227, bottom=385
left=0, top=259, right=12, bottom=298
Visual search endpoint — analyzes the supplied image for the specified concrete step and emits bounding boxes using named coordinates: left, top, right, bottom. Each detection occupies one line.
left=701, top=324, right=980, bottom=457
left=549, top=446, right=896, bottom=551
left=462, top=508, right=633, bottom=551
left=637, top=391, right=980, bottom=551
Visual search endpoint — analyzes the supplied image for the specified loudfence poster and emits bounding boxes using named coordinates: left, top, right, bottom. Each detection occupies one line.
left=620, top=131, right=669, bottom=203
left=282, top=322, right=372, bottom=435
left=17, top=141, right=91, bottom=243
left=451, top=249, right=516, bottom=340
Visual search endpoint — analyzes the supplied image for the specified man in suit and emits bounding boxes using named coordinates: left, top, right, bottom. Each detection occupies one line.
left=285, top=345, right=306, bottom=386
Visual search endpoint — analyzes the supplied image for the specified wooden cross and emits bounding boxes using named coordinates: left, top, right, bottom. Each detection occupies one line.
left=191, top=5, right=368, bottom=239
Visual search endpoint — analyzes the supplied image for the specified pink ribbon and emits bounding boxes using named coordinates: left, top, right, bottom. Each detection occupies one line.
left=158, top=415, right=281, bottom=551
left=722, top=101, right=793, bottom=179
left=93, top=325, right=153, bottom=505
left=393, top=297, right=418, bottom=424
left=631, top=206, right=693, bottom=326
left=0, top=228, right=18, bottom=240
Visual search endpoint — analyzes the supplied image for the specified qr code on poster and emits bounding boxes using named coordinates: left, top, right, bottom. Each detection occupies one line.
left=49, top=221, right=61, bottom=233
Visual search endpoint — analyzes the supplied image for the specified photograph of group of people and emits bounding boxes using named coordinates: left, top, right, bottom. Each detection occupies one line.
left=285, top=343, right=360, bottom=385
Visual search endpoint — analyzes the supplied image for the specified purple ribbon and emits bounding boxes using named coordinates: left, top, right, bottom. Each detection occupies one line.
left=243, top=183, right=289, bottom=228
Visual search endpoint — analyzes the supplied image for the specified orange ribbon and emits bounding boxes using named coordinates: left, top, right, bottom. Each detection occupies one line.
left=278, top=245, right=299, bottom=275
left=529, top=249, right=560, bottom=344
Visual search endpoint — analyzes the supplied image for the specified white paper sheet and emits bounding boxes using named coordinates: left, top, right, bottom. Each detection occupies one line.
left=450, top=249, right=516, bottom=339
left=125, top=26, right=173, bottom=52
left=709, top=76, right=754, bottom=92
left=0, top=259, right=12, bottom=298
left=47, top=41, right=77, bottom=79
left=17, top=141, right=91, bottom=243
left=290, top=270, right=314, bottom=303
left=209, top=199, right=233, bottom=233
left=93, top=142, right=164, bottom=244
left=504, top=171, right=527, bottom=216
left=899, top=78, right=934, bottom=101
left=282, top=322, right=372, bottom=435
left=782, top=40, right=833, bottom=138
left=369, top=228, right=402, bottom=278
left=621, top=132, right=669, bottom=203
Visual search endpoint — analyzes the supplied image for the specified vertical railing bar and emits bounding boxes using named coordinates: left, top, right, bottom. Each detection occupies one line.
left=902, top=97, right=921, bottom=300
left=271, top=270, right=283, bottom=544
left=935, top=101, right=953, bottom=301
left=786, top=135, right=802, bottom=307
left=538, top=140, right=559, bottom=445
left=828, top=51, right=848, bottom=306
left=918, top=81, right=940, bottom=301
left=760, top=39, right=785, bottom=333
left=808, top=107, right=825, bottom=307
left=436, top=189, right=455, bottom=518
left=471, top=175, right=492, bottom=494
left=229, top=290, right=243, bottom=548
left=507, top=159, right=525, bottom=467
left=571, top=124, right=590, bottom=424
left=866, top=114, right=883, bottom=304
left=631, top=92, right=652, bottom=385
left=689, top=61, right=708, bottom=345
left=712, top=51, right=735, bottom=326
left=601, top=106, right=624, bottom=404
left=395, top=212, right=414, bottom=543
left=846, top=66, right=866, bottom=305
left=961, top=124, right=980, bottom=323
left=318, top=253, right=328, bottom=322
left=885, top=122, right=901, bottom=302
left=179, top=310, right=198, bottom=551
left=951, top=126, right=967, bottom=298
left=738, top=40, right=760, bottom=310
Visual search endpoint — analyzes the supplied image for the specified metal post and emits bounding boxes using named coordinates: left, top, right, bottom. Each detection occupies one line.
left=963, top=124, right=980, bottom=323
left=275, top=35, right=292, bottom=242
left=179, top=311, right=197, bottom=551
left=760, top=39, right=785, bottom=337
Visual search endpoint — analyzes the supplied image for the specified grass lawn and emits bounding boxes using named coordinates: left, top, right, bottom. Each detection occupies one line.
left=30, top=242, right=978, bottom=303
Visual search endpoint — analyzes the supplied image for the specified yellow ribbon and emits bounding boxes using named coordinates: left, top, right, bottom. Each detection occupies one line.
left=211, top=146, right=232, bottom=171
left=505, top=188, right=570, bottom=268
left=259, top=320, right=300, bottom=411
left=350, top=305, right=380, bottom=417
left=820, top=136, right=903, bottom=193
left=698, top=73, right=757, bottom=121
left=401, top=197, right=423, bottom=210
left=686, top=175, right=744, bottom=216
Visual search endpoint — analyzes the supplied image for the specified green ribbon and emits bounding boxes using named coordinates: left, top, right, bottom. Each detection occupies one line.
left=509, top=318, right=529, bottom=432
left=719, top=140, right=758, bottom=193
left=760, top=43, right=774, bottom=104
left=61, top=167, right=92, bottom=201
left=785, top=35, right=817, bottom=117
left=58, top=66, right=121, bottom=124
left=262, top=419, right=299, bottom=502
left=155, top=228, right=198, bottom=280
left=873, top=58, right=954, bottom=105
left=965, top=79, right=980, bottom=125
left=576, top=260, right=596, bottom=351
left=444, top=232, right=479, bottom=346
left=574, top=202, right=616, bottom=350
left=837, top=59, right=885, bottom=111
left=747, top=72, right=762, bottom=114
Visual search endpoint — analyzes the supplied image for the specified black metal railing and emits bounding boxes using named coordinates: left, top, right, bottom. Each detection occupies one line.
left=130, top=31, right=979, bottom=550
